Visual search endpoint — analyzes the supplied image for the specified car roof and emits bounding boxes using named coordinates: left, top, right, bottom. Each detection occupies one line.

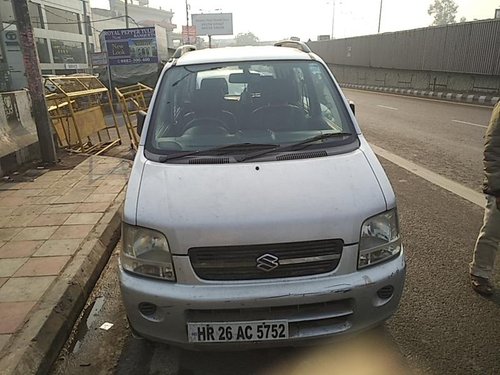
left=175, top=46, right=315, bottom=66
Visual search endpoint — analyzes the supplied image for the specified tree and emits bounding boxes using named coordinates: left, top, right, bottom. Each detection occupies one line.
left=235, top=32, right=259, bottom=46
left=428, top=0, right=458, bottom=26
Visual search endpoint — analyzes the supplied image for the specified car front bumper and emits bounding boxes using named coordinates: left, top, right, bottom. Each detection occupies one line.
left=119, top=249, right=405, bottom=349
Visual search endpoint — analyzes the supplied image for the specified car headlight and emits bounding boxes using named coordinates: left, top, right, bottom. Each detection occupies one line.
left=121, top=223, right=176, bottom=281
left=358, top=209, right=401, bottom=268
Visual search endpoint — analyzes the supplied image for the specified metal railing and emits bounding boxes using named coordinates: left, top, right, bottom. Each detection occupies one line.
left=309, top=18, right=500, bottom=76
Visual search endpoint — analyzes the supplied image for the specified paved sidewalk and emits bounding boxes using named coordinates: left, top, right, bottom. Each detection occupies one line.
left=0, top=155, right=131, bottom=374
left=341, top=83, right=500, bottom=106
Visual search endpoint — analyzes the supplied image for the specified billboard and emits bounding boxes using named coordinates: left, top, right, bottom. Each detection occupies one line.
left=102, top=27, right=158, bottom=66
left=192, top=13, right=233, bottom=36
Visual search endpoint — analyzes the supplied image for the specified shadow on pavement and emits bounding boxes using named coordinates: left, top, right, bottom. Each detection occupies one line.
left=116, top=326, right=410, bottom=375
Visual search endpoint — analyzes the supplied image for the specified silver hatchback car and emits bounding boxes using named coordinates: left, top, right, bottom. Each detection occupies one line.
left=120, top=41, right=406, bottom=348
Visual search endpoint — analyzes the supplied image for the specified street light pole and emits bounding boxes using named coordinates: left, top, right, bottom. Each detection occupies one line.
left=185, top=0, right=190, bottom=44
left=81, top=0, right=93, bottom=73
left=331, top=0, right=336, bottom=39
left=11, top=0, right=57, bottom=164
left=378, top=0, right=383, bottom=33
left=124, top=0, right=129, bottom=28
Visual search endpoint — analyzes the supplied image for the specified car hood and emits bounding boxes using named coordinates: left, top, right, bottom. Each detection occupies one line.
left=136, top=149, right=387, bottom=255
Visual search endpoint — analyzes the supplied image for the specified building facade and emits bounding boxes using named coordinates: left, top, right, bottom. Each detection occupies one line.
left=0, top=0, right=95, bottom=90
left=91, top=0, right=175, bottom=49
left=0, top=0, right=175, bottom=91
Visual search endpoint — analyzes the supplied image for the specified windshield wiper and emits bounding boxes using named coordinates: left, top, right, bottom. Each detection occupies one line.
left=172, top=73, right=190, bottom=87
left=158, top=143, right=280, bottom=162
left=286, top=132, right=353, bottom=149
left=237, top=132, right=352, bottom=162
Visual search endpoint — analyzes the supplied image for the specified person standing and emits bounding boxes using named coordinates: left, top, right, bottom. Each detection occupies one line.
left=470, top=101, right=500, bottom=296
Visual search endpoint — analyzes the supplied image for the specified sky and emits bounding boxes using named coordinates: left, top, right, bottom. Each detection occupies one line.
left=89, top=0, right=500, bottom=41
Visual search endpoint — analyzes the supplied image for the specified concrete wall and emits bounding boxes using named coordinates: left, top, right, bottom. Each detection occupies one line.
left=329, top=65, right=500, bottom=95
left=0, top=90, right=40, bottom=177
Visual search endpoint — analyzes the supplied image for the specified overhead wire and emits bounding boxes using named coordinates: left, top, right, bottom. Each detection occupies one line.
left=4, top=1, right=145, bottom=36
left=4, top=1, right=143, bottom=33
left=41, top=3, right=141, bottom=28
left=0, top=21, right=16, bottom=33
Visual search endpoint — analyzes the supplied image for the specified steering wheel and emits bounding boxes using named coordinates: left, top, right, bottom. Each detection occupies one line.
left=252, top=104, right=302, bottom=115
left=181, top=117, right=230, bottom=136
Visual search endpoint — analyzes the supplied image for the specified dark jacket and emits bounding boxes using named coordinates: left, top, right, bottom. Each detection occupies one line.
left=483, top=101, right=500, bottom=197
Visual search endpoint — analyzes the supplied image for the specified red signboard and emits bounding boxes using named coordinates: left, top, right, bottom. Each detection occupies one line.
left=182, top=26, right=197, bottom=44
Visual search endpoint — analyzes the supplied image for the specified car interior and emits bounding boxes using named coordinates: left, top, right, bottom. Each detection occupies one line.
left=150, top=62, right=349, bottom=151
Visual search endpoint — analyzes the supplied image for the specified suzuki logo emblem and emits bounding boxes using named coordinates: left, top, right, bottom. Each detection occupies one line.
left=256, top=253, right=279, bottom=272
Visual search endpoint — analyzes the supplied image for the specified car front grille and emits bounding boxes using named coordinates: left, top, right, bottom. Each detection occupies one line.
left=189, top=239, right=343, bottom=281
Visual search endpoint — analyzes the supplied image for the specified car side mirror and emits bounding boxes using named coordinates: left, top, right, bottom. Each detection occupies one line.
left=137, top=110, right=147, bottom=136
left=349, top=100, right=356, bottom=116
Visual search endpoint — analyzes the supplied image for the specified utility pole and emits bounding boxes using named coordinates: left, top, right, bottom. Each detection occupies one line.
left=81, top=0, right=93, bottom=74
left=124, top=0, right=129, bottom=28
left=11, top=0, right=57, bottom=164
left=378, top=0, right=383, bottom=33
left=331, top=0, right=335, bottom=39
left=185, top=0, right=190, bottom=44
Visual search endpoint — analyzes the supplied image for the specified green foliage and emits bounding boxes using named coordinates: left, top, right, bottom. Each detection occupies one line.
left=235, top=32, right=260, bottom=46
left=428, top=0, right=459, bottom=26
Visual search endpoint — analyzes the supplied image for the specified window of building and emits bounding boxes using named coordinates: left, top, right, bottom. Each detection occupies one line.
left=36, top=38, right=50, bottom=63
left=85, top=16, right=93, bottom=36
left=0, top=1, right=15, bottom=22
left=51, top=40, right=86, bottom=64
left=29, top=2, right=44, bottom=29
left=45, top=6, right=81, bottom=34
left=55, top=69, right=78, bottom=75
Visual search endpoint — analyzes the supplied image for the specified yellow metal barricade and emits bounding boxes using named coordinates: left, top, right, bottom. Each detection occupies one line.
left=115, top=83, right=153, bottom=149
left=45, top=75, right=121, bottom=155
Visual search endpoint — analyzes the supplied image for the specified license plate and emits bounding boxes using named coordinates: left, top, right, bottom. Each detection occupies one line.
left=187, top=320, right=289, bottom=343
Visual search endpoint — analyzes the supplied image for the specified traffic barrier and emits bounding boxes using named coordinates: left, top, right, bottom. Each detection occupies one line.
left=45, top=75, right=122, bottom=155
left=115, top=83, right=153, bottom=149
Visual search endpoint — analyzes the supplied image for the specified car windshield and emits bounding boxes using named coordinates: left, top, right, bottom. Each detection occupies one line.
left=145, top=60, right=356, bottom=158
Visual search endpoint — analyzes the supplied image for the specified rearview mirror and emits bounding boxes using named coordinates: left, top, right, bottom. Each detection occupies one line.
left=229, top=72, right=260, bottom=83
left=349, top=100, right=356, bottom=116
left=137, top=110, right=147, bottom=136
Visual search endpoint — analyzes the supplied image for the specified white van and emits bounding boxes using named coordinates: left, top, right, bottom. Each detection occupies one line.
left=120, top=41, right=406, bottom=348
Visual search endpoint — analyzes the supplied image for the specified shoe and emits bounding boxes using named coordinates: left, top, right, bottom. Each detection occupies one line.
left=470, top=274, right=494, bottom=296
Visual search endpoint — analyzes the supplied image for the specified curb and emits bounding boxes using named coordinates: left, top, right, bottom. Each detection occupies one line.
left=340, top=83, right=500, bottom=107
left=0, top=194, right=125, bottom=375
